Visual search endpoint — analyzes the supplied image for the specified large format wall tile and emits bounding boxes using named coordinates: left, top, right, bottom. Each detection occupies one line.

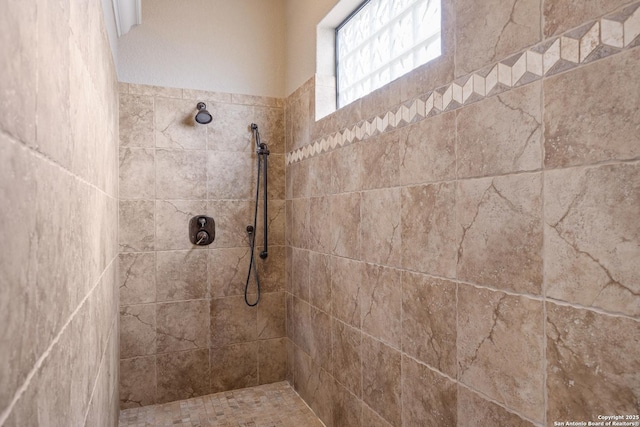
left=257, top=292, right=286, bottom=339
left=258, top=338, right=287, bottom=384
left=0, top=140, right=38, bottom=414
left=264, top=200, right=286, bottom=247
left=289, top=160, right=310, bottom=199
left=333, top=380, right=362, bottom=427
left=361, top=264, right=402, bottom=348
left=156, top=349, right=210, bottom=404
left=455, top=0, right=541, bottom=75
left=545, top=163, right=640, bottom=316
left=36, top=0, right=71, bottom=172
left=207, top=151, right=256, bottom=200
left=267, top=154, right=286, bottom=200
left=156, top=150, right=207, bottom=200
left=401, top=182, right=458, bottom=277
left=130, top=84, right=182, bottom=98
left=155, top=200, right=207, bottom=251
left=457, top=173, right=543, bottom=294
left=287, top=86, right=311, bottom=152
left=156, top=300, right=209, bottom=352
left=402, top=272, right=457, bottom=377
left=208, top=247, right=251, bottom=298
left=546, top=303, right=640, bottom=422
left=330, top=142, right=363, bottom=194
left=118, top=87, right=286, bottom=407
left=0, top=1, right=37, bottom=146
left=402, top=355, right=457, bottom=426
left=362, top=406, right=394, bottom=427
left=208, top=103, right=255, bottom=152
left=309, top=252, right=332, bottom=313
left=292, top=298, right=312, bottom=354
left=293, top=346, right=334, bottom=423
left=331, top=257, right=363, bottom=328
left=457, top=387, right=535, bottom=427
left=544, top=0, right=632, bottom=36
left=255, top=246, right=286, bottom=292
left=208, top=200, right=254, bottom=249
left=119, top=356, right=156, bottom=409
left=362, top=336, right=401, bottom=426
left=308, top=306, right=332, bottom=371
left=291, top=248, right=309, bottom=301
left=361, top=188, right=402, bottom=267
left=255, top=105, right=286, bottom=154
left=156, top=250, right=208, bottom=302
left=258, top=245, right=286, bottom=293
left=309, top=196, right=331, bottom=253
left=291, top=198, right=310, bottom=249
left=544, top=48, right=640, bottom=168
left=307, top=153, right=332, bottom=197
left=120, top=305, right=156, bottom=358
left=283, top=2, right=640, bottom=424
left=2, top=0, right=120, bottom=421
left=120, top=200, right=155, bottom=252
left=399, top=111, right=456, bottom=186
left=210, top=296, right=257, bottom=347
left=360, top=130, right=400, bottom=190
left=210, top=342, right=258, bottom=393
left=119, top=148, right=155, bottom=199
left=456, top=82, right=542, bottom=178
left=332, top=320, right=362, bottom=398
left=330, top=192, right=361, bottom=259
left=119, top=94, right=154, bottom=148
left=155, top=98, right=206, bottom=150
left=458, top=285, right=544, bottom=422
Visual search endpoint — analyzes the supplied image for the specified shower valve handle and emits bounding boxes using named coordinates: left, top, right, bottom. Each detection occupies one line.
left=196, top=230, right=209, bottom=245
left=189, top=215, right=215, bottom=246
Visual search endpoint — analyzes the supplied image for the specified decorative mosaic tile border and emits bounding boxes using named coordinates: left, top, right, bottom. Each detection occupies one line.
left=286, top=2, right=640, bottom=166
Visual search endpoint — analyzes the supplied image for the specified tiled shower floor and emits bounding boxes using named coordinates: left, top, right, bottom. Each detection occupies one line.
left=118, top=381, right=325, bottom=427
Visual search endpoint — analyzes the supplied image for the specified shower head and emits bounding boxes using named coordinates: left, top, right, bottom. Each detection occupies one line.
left=195, top=102, right=212, bottom=125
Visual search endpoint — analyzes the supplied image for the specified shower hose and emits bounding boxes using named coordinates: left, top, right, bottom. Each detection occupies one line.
left=245, top=124, right=269, bottom=306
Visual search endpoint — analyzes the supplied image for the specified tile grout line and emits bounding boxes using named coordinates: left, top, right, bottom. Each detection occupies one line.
left=287, top=249, right=640, bottom=322
left=286, top=3, right=640, bottom=166
left=151, top=94, right=159, bottom=406
left=0, top=255, right=118, bottom=426
left=291, top=329, right=544, bottom=427
left=284, top=157, right=640, bottom=206
left=82, top=313, right=119, bottom=426
left=540, top=59, right=550, bottom=427
left=0, top=129, right=118, bottom=202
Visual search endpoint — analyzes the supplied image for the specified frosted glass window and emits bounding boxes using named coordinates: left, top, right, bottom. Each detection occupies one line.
left=336, top=0, right=441, bottom=108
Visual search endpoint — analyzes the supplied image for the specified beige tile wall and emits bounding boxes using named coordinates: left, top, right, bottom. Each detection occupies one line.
left=285, top=1, right=640, bottom=426
left=117, top=84, right=287, bottom=408
left=0, top=1, right=120, bottom=426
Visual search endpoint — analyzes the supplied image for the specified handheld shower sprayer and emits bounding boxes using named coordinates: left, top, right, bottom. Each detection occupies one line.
left=244, top=123, right=269, bottom=306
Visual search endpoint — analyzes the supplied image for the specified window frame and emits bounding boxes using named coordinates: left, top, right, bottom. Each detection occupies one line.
left=334, top=0, right=441, bottom=109
left=335, top=0, right=372, bottom=110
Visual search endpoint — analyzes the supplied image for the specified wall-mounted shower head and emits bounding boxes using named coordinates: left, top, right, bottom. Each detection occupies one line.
left=195, top=102, right=212, bottom=125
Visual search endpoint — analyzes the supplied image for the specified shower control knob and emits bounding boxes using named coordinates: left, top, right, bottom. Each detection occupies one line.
left=196, top=230, right=209, bottom=245
left=189, top=215, right=215, bottom=246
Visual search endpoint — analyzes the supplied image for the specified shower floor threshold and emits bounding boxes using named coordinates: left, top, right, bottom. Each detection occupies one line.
left=118, top=381, right=325, bottom=427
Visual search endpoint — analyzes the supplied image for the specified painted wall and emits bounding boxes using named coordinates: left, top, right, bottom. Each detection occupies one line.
left=118, top=0, right=286, bottom=98
left=117, top=84, right=287, bottom=407
left=284, top=0, right=337, bottom=96
left=0, top=1, right=120, bottom=426
left=284, top=0, right=640, bottom=426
